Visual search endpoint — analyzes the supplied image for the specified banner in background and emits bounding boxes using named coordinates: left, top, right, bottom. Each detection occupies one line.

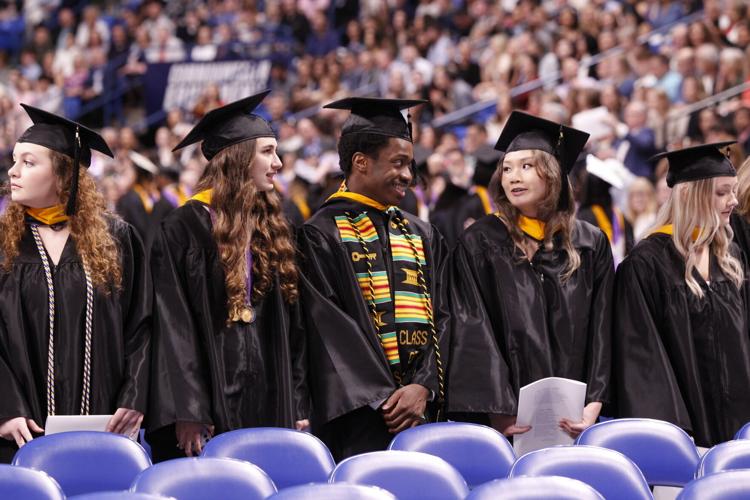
left=144, top=59, right=271, bottom=117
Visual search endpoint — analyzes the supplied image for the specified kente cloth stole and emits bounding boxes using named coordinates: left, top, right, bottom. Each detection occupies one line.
left=334, top=208, right=432, bottom=379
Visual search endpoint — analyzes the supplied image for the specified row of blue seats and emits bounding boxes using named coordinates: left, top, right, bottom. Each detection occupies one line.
left=4, top=419, right=750, bottom=499
left=5, top=452, right=750, bottom=500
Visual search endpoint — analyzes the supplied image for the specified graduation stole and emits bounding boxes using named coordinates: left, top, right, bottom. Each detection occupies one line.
left=591, top=204, right=624, bottom=243
left=471, top=185, right=495, bottom=215
left=26, top=204, right=69, bottom=228
left=328, top=188, right=440, bottom=388
left=132, top=184, right=160, bottom=214
left=162, top=184, right=191, bottom=208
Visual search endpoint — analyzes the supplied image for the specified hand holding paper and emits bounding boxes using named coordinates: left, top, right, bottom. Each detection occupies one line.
left=513, top=377, right=587, bottom=456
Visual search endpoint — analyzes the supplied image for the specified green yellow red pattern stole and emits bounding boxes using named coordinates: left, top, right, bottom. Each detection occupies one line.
left=329, top=189, right=435, bottom=386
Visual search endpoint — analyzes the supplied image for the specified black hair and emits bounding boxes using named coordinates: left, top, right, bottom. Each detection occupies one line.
left=337, top=132, right=392, bottom=175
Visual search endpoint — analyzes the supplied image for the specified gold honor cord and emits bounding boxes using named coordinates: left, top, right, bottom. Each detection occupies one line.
left=392, top=211, right=445, bottom=418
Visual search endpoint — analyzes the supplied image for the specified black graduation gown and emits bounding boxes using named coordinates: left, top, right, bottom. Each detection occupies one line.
left=296, top=196, right=450, bottom=458
left=146, top=201, right=297, bottom=453
left=0, top=218, right=151, bottom=462
left=614, top=234, right=750, bottom=447
left=430, top=183, right=486, bottom=249
left=730, top=212, right=750, bottom=261
left=447, top=216, right=613, bottom=416
left=115, top=190, right=173, bottom=250
left=577, top=205, right=635, bottom=255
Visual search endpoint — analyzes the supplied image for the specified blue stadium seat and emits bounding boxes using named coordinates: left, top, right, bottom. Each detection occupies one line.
left=12, top=431, right=151, bottom=497
left=697, top=440, right=750, bottom=478
left=734, top=422, right=750, bottom=440
left=388, top=422, right=515, bottom=488
left=0, top=464, right=65, bottom=500
left=330, top=450, right=469, bottom=500
left=466, top=476, right=605, bottom=500
left=677, top=470, right=750, bottom=500
left=269, top=483, right=397, bottom=500
left=131, top=457, right=276, bottom=500
left=70, top=493, right=168, bottom=499
left=201, top=427, right=334, bottom=489
left=576, top=418, right=700, bottom=486
left=509, top=445, right=652, bottom=500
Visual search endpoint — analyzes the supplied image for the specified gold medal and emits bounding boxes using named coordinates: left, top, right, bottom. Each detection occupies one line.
left=239, top=306, right=255, bottom=323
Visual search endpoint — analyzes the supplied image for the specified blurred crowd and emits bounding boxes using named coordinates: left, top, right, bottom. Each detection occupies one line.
left=1, top=0, right=750, bottom=247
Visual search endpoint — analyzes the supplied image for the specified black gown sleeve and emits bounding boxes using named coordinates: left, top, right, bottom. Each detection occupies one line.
left=0, top=312, right=32, bottom=422
left=584, top=231, right=614, bottom=405
left=446, top=239, right=517, bottom=415
left=613, top=253, right=691, bottom=429
left=149, top=222, right=213, bottom=427
left=114, top=222, right=152, bottom=413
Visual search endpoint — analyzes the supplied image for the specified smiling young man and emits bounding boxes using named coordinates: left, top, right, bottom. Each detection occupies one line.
left=295, top=97, right=450, bottom=460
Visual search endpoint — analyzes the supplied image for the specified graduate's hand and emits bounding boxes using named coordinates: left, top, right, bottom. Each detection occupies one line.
left=295, top=419, right=310, bottom=432
left=559, top=402, right=602, bottom=438
left=381, top=384, right=429, bottom=434
left=0, top=417, right=44, bottom=447
left=175, top=421, right=214, bottom=457
left=489, top=414, right=532, bottom=437
left=107, top=408, right=144, bottom=438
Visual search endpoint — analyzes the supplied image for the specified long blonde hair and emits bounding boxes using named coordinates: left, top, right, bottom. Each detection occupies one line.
left=735, top=156, right=750, bottom=219
left=492, top=149, right=581, bottom=281
left=195, top=139, right=298, bottom=319
left=1, top=151, right=122, bottom=292
left=650, top=178, right=743, bottom=298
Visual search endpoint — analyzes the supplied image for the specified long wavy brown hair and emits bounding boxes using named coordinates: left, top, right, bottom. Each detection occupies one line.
left=491, top=149, right=581, bottom=281
left=1, top=151, right=122, bottom=292
left=194, top=139, right=298, bottom=318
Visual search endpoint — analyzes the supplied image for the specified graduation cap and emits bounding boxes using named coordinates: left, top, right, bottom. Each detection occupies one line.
left=17, top=103, right=114, bottom=215
left=323, top=97, right=427, bottom=142
left=473, top=144, right=502, bottom=188
left=173, top=89, right=275, bottom=161
left=494, top=111, right=590, bottom=174
left=650, top=141, right=736, bottom=188
left=128, top=150, right=159, bottom=175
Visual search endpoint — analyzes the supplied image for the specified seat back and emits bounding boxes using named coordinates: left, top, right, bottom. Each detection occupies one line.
left=201, top=427, right=334, bottom=489
left=677, top=470, right=750, bottom=500
left=268, top=483, right=397, bottom=500
left=509, top=445, right=653, bottom=500
left=388, top=422, right=515, bottom=488
left=12, top=431, right=151, bottom=496
left=576, top=418, right=700, bottom=486
left=0, top=464, right=65, bottom=500
left=697, top=440, right=750, bottom=478
left=131, top=457, right=276, bottom=500
left=467, top=476, right=605, bottom=500
left=330, top=450, right=469, bottom=500
left=69, top=493, right=168, bottom=499
left=733, top=422, right=750, bottom=440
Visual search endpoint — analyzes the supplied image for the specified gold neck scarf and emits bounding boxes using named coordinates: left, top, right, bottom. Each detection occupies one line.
left=518, top=214, right=546, bottom=241
left=190, top=189, right=213, bottom=206
left=26, top=205, right=69, bottom=226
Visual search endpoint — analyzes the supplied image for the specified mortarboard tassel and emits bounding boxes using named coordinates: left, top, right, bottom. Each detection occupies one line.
left=66, top=126, right=81, bottom=215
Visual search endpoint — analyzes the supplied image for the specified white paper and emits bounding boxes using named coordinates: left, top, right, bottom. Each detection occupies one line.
left=513, top=377, right=586, bottom=456
left=45, top=415, right=113, bottom=435
left=572, top=106, right=612, bottom=142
